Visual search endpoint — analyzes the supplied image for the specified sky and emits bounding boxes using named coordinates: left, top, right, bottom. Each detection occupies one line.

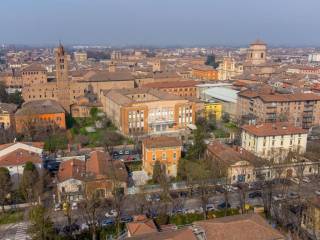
left=1, top=0, right=320, bottom=47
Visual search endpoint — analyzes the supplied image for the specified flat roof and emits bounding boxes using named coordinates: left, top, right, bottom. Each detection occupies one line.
left=204, top=87, right=239, bottom=103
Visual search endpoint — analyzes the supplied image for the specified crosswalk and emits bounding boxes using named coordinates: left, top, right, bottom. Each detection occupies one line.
left=14, top=222, right=29, bottom=240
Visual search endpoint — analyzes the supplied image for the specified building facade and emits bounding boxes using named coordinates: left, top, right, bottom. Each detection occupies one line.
left=237, top=88, right=320, bottom=129
left=192, top=66, right=218, bottom=80
left=101, top=88, right=196, bottom=136
left=241, top=122, right=308, bottom=160
left=142, top=136, right=182, bottom=177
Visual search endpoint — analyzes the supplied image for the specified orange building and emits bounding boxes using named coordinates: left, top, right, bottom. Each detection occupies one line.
left=142, top=136, right=182, bottom=177
left=192, top=66, right=218, bottom=80
left=15, top=100, right=66, bottom=133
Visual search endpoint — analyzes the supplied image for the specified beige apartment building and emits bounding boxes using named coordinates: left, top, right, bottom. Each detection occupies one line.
left=241, top=122, right=308, bottom=160
left=237, top=87, right=320, bottom=129
left=101, top=88, right=196, bottom=136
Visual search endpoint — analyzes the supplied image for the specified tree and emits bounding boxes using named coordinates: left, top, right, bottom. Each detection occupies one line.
left=205, top=54, right=219, bottom=69
left=187, top=126, right=207, bottom=160
left=101, top=131, right=123, bottom=154
left=44, top=131, right=68, bottom=153
left=28, top=205, right=56, bottom=240
left=20, top=162, right=40, bottom=203
left=0, top=167, right=11, bottom=212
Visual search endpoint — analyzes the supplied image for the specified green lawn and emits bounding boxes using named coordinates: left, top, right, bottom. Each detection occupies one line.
left=0, top=210, right=24, bottom=225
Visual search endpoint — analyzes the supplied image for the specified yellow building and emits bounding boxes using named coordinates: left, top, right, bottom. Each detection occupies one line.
left=204, top=101, right=222, bottom=121
left=142, top=136, right=182, bottom=178
left=0, top=103, right=17, bottom=129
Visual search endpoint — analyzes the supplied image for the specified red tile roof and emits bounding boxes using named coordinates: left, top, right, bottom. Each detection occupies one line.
left=143, top=136, right=182, bottom=149
left=0, top=149, right=41, bottom=167
left=57, top=159, right=86, bottom=182
left=195, top=213, right=284, bottom=240
left=242, top=122, right=308, bottom=137
left=142, top=80, right=197, bottom=89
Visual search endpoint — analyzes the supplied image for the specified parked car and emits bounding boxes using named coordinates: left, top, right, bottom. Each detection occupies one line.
left=288, top=192, right=299, bottom=199
left=120, top=215, right=133, bottom=223
left=119, top=150, right=124, bottom=155
left=105, top=209, right=118, bottom=218
left=302, top=177, right=311, bottom=183
left=206, top=204, right=216, bottom=212
left=71, top=202, right=78, bottom=210
left=290, top=178, right=300, bottom=185
left=124, top=150, right=130, bottom=155
left=315, top=190, right=320, bottom=196
left=101, top=218, right=115, bottom=227
left=54, top=203, right=62, bottom=211
left=273, top=194, right=285, bottom=201
left=248, top=191, right=262, bottom=199
left=217, top=202, right=231, bottom=210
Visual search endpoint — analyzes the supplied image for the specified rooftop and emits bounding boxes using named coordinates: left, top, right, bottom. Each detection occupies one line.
left=204, top=87, right=239, bottom=103
left=0, top=148, right=41, bottom=167
left=194, top=213, right=284, bottom=240
left=22, top=63, right=47, bottom=72
left=15, top=100, right=65, bottom=116
left=0, top=103, right=18, bottom=114
left=242, top=122, right=308, bottom=137
left=143, top=136, right=182, bottom=149
left=142, top=80, right=197, bottom=89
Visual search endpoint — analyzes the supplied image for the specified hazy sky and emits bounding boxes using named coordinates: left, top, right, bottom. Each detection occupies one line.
left=1, top=0, right=320, bottom=46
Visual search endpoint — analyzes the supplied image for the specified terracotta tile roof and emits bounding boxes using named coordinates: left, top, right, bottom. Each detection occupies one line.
left=127, top=228, right=197, bottom=240
left=86, top=151, right=111, bottom=176
left=22, top=63, right=46, bottom=72
left=15, top=100, right=65, bottom=116
left=242, top=122, right=308, bottom=137
left=0, top=103, right=18, bottom=114
left=0, top=149, right=41, bottom=167
left=194, top=213, right=284, bottom=240
left=57, top=159, right=86, bottom=182
left=143, top=136, right=182, bottom=149
left=207, top=141, right=263, bottom=167
left=142, top=80, right=197, bottom=89
left=82, top=70, right=133, bottom=82
left=86, top=151, right=128, bottom=182
left=126, top=216, right=158, bottom=237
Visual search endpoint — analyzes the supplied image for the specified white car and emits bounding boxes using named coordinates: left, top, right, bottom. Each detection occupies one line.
left=291, top=178, right=300, bottom=184
left=315, top=190, right=320, bottom=196
left=71, top=202, right=78, bottom=210
left=206, top=204, right=216, bottom=212
left=54, top=203, right=61, bottom=211
left=105, top=209, right=118, bottom=218
left=302, top=177, right=311, bottom=183
left=273, top=194, right=285, bottom=201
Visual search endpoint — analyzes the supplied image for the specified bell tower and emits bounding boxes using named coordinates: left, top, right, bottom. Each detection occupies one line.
left=55, top=43, right=71, bottom=112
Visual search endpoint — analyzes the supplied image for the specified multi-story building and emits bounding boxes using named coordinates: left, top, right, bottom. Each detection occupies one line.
left=15, top=99, right=66, bottom=133
left=142, top=136, right=182, bottom=177
left=21, top=63, right=47, bottom=86
left=22, top=44, right=135, bottom=112
left=0, top=69, right=22, bottom=88
left=237, top=88, right=320, bottom=129
left=73, top=51, right=87, bottom=63
left=217, top=56, right=243, bottom=80
left=101, top=88, right=196, bottom=136
left=0, top=103, right=17, bottom=129
left=204, top=101, right=222, bottom=121
left=192, top=65, right=218, bottom=80
left=241, top=122, right=308, bottom=160
left=141, top=80, right=198, bottom=98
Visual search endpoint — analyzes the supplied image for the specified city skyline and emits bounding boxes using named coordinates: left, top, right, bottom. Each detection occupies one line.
left=1, top=0, right=320, bottom=47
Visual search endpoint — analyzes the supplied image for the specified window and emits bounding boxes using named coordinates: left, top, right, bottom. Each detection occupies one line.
left=162, top=152, right=167, bottom=160
left=173, top=152, right=177, bottom=160
left=152, top=153, right=156, bottom=161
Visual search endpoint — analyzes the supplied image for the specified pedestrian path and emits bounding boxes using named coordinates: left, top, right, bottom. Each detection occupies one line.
left=14, top=222, right=29, bottom=240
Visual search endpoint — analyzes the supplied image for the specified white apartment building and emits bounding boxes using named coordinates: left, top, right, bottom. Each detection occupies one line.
left=241, top=122, right=308, bottom=161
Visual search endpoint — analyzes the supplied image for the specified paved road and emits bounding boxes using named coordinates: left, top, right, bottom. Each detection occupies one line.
left=0, top=222, right=30, bottom=240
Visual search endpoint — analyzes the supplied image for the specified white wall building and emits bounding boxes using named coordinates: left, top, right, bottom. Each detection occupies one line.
left=241, top=123, right=308, bottom=161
